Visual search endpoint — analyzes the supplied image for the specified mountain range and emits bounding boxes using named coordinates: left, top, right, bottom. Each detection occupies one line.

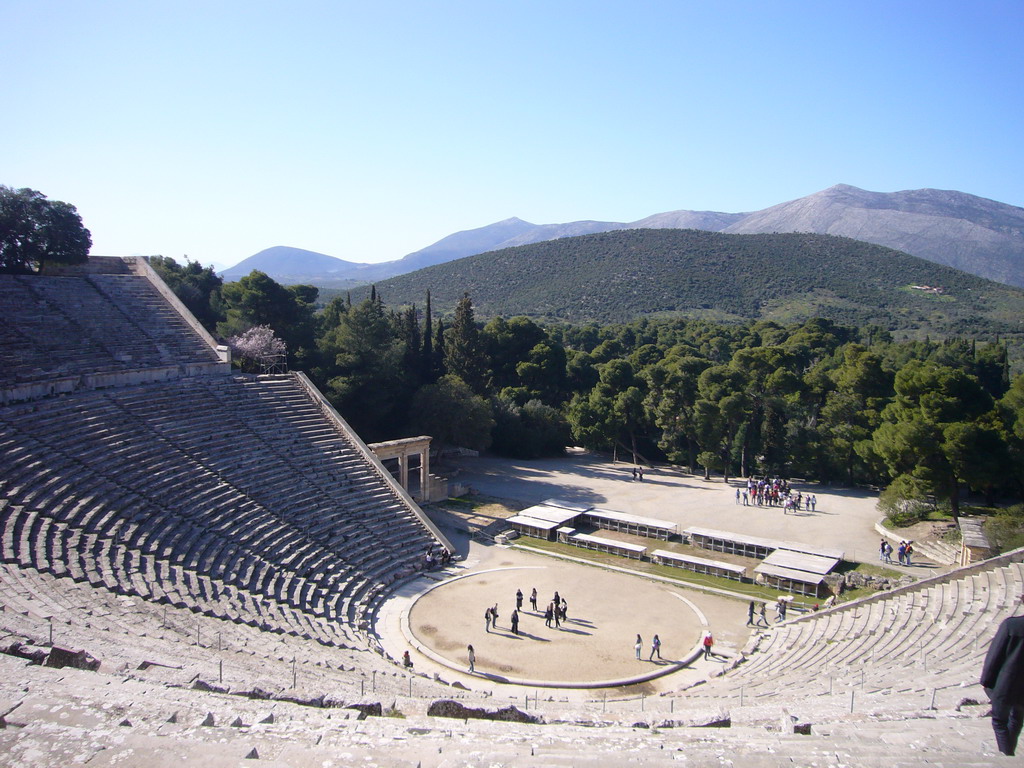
left=359, top=229, right=1024, bottom=348
left=222, top=184, right=1024, bottom=288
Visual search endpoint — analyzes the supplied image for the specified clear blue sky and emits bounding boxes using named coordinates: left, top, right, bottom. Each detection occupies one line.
left=2, top=1, right=1022, bottom=270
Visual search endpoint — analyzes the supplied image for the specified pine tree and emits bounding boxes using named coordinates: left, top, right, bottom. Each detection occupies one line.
left=421, top=291, right=436, bottom=384
left=1002, top=343, right=1011, bottom=391
left=434, top=319, right=446, bottom=380
left=444, top=293, right=487, bottom=393
left=401, top=304, right=421, bottom=383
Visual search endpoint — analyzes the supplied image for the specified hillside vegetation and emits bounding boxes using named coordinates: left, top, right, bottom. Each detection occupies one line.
left=362, top=229, right=1024, bottom=338
left=154, top=254, right=1024, bottom=519
left=232, top=185, right=1024, bottom=288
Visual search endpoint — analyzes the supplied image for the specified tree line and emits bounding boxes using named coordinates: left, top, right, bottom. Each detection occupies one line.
left=151, top=258, right=1024, bottom=521
left=6, top=185, right=1020, bottom=530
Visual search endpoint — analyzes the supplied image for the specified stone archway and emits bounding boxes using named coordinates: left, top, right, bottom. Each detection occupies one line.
left=369, top=436, right=445, bottom=502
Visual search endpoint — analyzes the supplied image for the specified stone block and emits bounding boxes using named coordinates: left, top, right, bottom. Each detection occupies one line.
left=44, top=646, right=100, bottom=671
left=426, top=699, right=542, bottom=724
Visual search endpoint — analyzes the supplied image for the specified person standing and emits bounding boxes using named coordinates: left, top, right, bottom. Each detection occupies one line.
left=703, top=632, right=714, bottom=659
left=649, top=634, right=662, bottom=660
left=637, top=467, right=644, bottom=481
left=634, top=634, right=643, bottom=660
left=879, top=539, right=887, bottom=562
left=981, top=598, right=1024, bottom=755
left=544, top=602, right=554, bottom=628
left=530, top=587, right=538, bottom=612
left=467, top=645, right=476, bottom=675
left=484, top=606, right=492, bottom=632
left=511, top=609, right=520, bottom=636
left=491, top=604, right=499, bottom=629
left=516, top=589, right=524, bottom=611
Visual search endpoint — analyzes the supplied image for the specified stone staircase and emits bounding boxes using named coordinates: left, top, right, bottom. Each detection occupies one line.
left=912, top=537, right=960, bottom=566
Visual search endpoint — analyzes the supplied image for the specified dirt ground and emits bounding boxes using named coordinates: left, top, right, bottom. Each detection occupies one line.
left=377, top=450, right=940, bottom=693
left=407, top=546, right=746, bottom=686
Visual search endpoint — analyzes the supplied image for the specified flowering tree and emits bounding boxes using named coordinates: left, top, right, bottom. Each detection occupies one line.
left=227, top=325, right=287, bottom=372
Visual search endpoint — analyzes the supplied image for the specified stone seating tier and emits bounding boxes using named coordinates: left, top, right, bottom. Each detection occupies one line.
left=0, top=374, right=444, bottom=649
left=0, top=538, right=1022, bottom=758
left=687, top=558, right=1024, bottom=712
left=0, top=274, right=221, bottom=391
left=0, top=561, right=1011, bottom=765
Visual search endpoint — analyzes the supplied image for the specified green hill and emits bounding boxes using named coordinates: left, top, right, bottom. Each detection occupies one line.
left=359, top=229, right=1024, bottom=338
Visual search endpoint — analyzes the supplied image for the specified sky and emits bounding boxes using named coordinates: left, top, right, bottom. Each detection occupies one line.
left=2, top=1, right=1022, bottom=271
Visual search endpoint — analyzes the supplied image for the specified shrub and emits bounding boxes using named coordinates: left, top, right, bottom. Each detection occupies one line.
left=879, top=474, right=931, bottom=527
left=985, top=504, right=1024, bottom=555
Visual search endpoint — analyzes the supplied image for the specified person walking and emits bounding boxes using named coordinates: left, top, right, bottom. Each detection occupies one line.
left=746, top=600, right=756, bottom=626
left=649, top=634, right=662, bottom=661
left=978, top=598, right=1024, bottom=753
left=981, top=596, right=1024, bottom=755
left=757, top=602, right=769, bottom=627
left=879, top=538, right=887, bottom=562
left=467, top=645, right=476, bottom=675
left=634, top=634, right=643, bottom=660
left=530, top=587, right=538, bottom=612
left=511, top=609, right=520, bottom=636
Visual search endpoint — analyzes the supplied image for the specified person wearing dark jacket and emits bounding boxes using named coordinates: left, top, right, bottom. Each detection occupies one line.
left=981, top=606, right=1024, bottom=755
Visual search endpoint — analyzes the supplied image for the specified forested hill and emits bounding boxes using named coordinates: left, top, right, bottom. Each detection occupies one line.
left=364, top=229, right=1024, bottom=337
